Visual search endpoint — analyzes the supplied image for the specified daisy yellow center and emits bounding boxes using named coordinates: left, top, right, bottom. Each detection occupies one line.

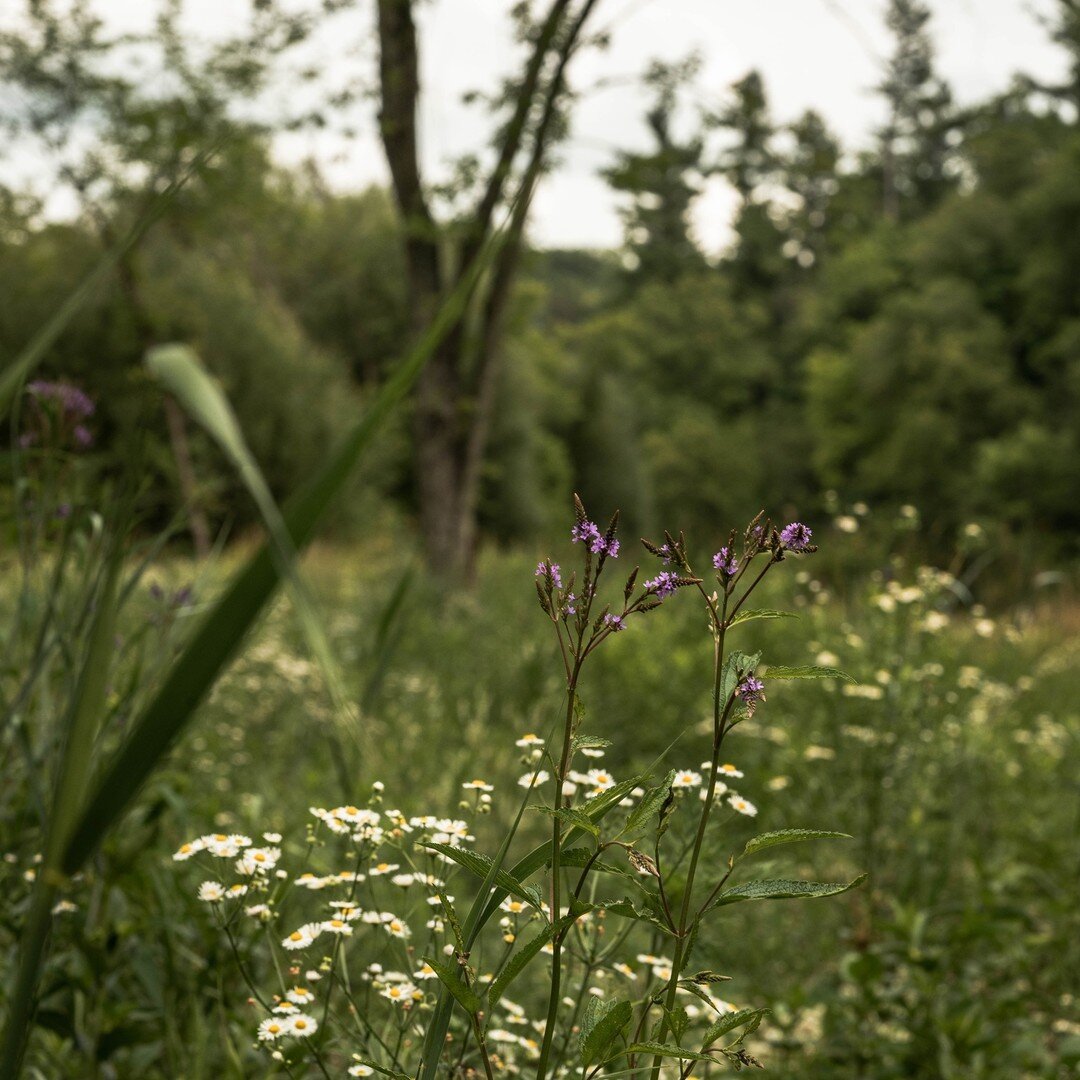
left=294, top=1020, right=308, bottom=1030
left=180, top=844, right=192, bottom=853
left=253, top=853, right=266, bottom=861
left=330, top=920, right=344, bottom=928
left=390, top=922, right=402, bottom=932
left=345, top=806, right=358, bottom=815
left=268, top=1024, right=281, bottom=1034
left=289, top=931, right=303, bottom=941
left=376, top=863, right=390, bottom=871
left=214, top=834, right=227, bottom=841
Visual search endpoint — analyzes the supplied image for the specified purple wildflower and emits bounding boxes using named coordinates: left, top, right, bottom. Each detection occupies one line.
left=712, top=547, right=738, bottom=577
left=602, top=613, right=625, bottom=632
left=658, top=543, right=673, bottom=564
left=73, top=424, right=94, bottom=448
left=643, top=571, right=679, bottom=600
left=565, top=592, right=577, bottom=615
left=535, top=560, right=563, bottom=589
left=601, top=536, right=620, bottom=559
left=735, top=675, right=765, bottom=710
left=780, top=522, right=813, bottom=551
left=571, top=520, right=602, bottom=547
left=28, top=380, right=95, bottom=418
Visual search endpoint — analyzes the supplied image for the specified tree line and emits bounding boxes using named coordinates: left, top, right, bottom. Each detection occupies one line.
left=1, top=0, right=1078, bottom=573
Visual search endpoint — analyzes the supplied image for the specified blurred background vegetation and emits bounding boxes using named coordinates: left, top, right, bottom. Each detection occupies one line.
left=2, top=0, right=1080, bottom=1077
left=1, top=0, right=1078, bottom=586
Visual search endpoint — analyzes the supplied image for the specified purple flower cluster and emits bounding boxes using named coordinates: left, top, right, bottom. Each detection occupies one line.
left=28, top=380, right=95, bottom=418
left=780, top=522, right=813, bottom=551
left=643, top=571, right=679, bottom=600
left=23, top=380, right=96, bottom=450
left=571, top=520, right=619, bottom=558
left=602, top=613, right=625, bottom=632
left=658, top=543, right=673, bottom=564
left=735, top=675, right=765, bottom=709
left=565, top=592, right=577, bottom=615
left=712, top=547, right=738, bottom=577
left=535, top=560, right=563, bottom=588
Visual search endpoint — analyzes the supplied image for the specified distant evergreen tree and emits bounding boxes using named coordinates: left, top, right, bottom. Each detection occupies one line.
left=604, top=56, right=707, bottom=287
left=781, top=110, right=842, bottom=268
left=877, top=0, right=956, bottom=219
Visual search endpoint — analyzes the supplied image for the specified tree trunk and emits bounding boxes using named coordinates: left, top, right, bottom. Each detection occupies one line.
left=375, top=0, right=598, bottom=578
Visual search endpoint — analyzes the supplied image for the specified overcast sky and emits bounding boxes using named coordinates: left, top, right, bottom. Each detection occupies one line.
left=3, top=0, right=1068, bottom=252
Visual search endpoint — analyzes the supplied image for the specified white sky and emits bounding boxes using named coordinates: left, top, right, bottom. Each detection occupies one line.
left=2, top=0, right=1068, bottom=252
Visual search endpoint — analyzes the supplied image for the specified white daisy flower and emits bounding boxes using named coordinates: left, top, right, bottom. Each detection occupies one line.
left=369, top=862, right=399, bottom=876
left=672, top=770, right=702, bottom=789
left=285, top=986, right=315, bottom=1005
left=349, top=1067, right=375, bottom=1077
left=287, top=1014, right=318, bottom=1037
left=717, top=764, right=744, bottom=778
left=612, top=961, right=636, bottom=978
left=728, top=795, right=758, bottom=817
left=245, top=904, right=272, bottom=920
left=518, top=770, right=550, bottom=787
left=462, top=779, right=494, bottom=792
left=385, top=918, right=411, bottom=939
left=197, top=881, right=225, bottom=903
left=51, top=900, right=77, bottom=915
left=236, top=847, right=281, bottom=875
left=282, top=922, right=323, bottom=950
left=257, top=1018, right=288, bottom=1041
left=414, top=963, right=438, bottom=980
left=500, top=898, right=529, bottom=915
left=584, top=769, right=616, bottom=795
left=515, top=733, right=544, bottom=748
left=322, top=917, right=354, bottom=936
left=225, top=883, right=248, bottom=898
left=172, top=839, right=204, bottom=861
left=262, top=832, right=282, bottom=843
left=391, top=873, right=415, bottom=887
left=380, top=982, right=420, bottom=1004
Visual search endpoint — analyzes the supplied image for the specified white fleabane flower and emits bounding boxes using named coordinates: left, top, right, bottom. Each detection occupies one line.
left=672, top=770, right=702, bottom=789
left=462, top=779, right=494, bottom=792
left=380, top=981, right=421, bottom=1004
left=172, top=839, right=204, bottom=861
left=518, top=770, right=550, bottom=787
left=286, top=986, right=315, bottom=1005
left=197, top=881, right=225, bottom=903
left=515, top=733, right=543, bottom=748
left=385, top=917, right=411, bottom=939
left=369, top=862, right=399, bottom=876
left=282, top=922, right=323, bottom=950
left=414, top=963, right=438, bottom=980
left=287, top=1014, right=318, bottom=1037
left=349, top=1067, right=375, bottom=1077
left=236, top=847, right=281, bottom=876
left=584, top=769, right=616, bottom=795
left=391, top=873, right=415, bottom=887
left=225, top=883, right=248, bottom=898
left=262, top=832, right=282, bottom=843
left=728, top=795, right=758, bottom=817
left=580, top=747, right=605, bottom=758
left=322, top=918, right=354, bottom=936
left=257, top=1018, right=288, bottom=1041
left=717, top=764, right=744, bottom=779
left=51, top=900, right=77, bottom=915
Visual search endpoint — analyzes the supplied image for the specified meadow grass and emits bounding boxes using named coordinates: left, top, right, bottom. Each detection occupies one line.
left=4, top=532, right=1076, bottom=1077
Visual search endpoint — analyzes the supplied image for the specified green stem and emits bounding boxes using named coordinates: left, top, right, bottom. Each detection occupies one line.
left=534, top=653, right=583, bottom=1080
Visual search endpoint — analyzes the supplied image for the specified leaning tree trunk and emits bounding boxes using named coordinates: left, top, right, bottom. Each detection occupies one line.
left=375, top=0, right=598, bottom=577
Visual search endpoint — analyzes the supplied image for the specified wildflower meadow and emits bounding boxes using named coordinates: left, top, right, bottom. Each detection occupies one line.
left=3, top=1, right=1080, bottom=1077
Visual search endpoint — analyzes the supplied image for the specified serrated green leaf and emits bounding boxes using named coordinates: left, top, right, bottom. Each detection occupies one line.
left=422, top=843, right=542, bottom=910
left=589, top=895, right=674, bottom=935
left=702, top=1008, right=770, bottom=1046
left=622, top=1042, right=716, bottom=1063
left=580, top=998, right=632, bottom=1066
left=487, top=917, right=572, bottom=1007
left=761, top=664, right=855, bottom=682
left=533, top=805, right=599, bottom=839
left=571, top=734, right=611, bottom=753
left=557, top=847, right=627, bottom=875
left=712, top=874, right=867, bottom=909
left=422, top=955, right=481, bottom=1015
left=728, top=609, right=797, bottom=626
left=740, top=829, right=852, bottom=859
left=623, top=770, right=676, bottom=837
